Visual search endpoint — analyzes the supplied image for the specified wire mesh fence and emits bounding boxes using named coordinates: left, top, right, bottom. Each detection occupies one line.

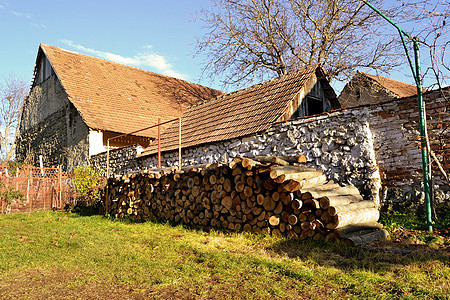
left=0, top=165, right=74, bottom=214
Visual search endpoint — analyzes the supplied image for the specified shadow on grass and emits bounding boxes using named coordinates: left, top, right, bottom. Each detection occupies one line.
left=268, top=236, right=449, bottom=273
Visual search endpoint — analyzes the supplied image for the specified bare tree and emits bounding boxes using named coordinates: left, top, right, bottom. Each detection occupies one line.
left=0, top=74, right=28, bottom=162
left=398, top=0, right=449, bottom=90
left=195, top=0, right=402, bottom=87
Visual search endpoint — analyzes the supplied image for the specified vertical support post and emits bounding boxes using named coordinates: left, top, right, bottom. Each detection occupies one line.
left=15, top=167, right=19, bottom=191
left=106, top=139, right=110, bottom=179
left=178, top=117, right=182, bottom=170
left=39, top=155, right=44, bottom=177
left=28, top=168, right=32, bottom=213
left=105, top=139, right=110, bottom=214
left=26, top=167, right=30, bottom=202
left=158, top=118, right=161, bottom=168
left=363, top=0, right=433, bottom=232
left=58, top=166, right=62, bottom=209
left=414, top=41, right=433, bottom=232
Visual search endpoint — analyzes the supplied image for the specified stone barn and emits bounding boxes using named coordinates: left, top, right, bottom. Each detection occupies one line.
left=15, top=44, right=222, bottom=170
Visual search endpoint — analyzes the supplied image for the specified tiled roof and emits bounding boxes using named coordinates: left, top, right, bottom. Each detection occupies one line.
left=361, top=72, right=419, bottom=98
left=140, top=65, right=322, bottom=156
left=38, top=44, right=223, bottom=138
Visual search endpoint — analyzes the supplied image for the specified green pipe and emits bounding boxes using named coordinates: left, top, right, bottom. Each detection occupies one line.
left=363, top=1, right=433, bottom=231
left=414, top=41, right=433, bottom=232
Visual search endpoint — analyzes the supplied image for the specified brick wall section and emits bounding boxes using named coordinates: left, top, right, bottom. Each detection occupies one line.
left=367, top=89, right=449, bottom=204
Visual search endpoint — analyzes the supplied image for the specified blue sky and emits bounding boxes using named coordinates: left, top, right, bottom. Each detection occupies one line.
left=0, top=0, right=219, bottom=88
left=0, top=0, right=446, bottom=93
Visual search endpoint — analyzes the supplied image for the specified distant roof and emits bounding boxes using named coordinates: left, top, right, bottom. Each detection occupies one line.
left=360, top=72, right=419, bottom=98
left=36, top=44, right=223, bottom=138
left=141, top=65, right=335, bottom=156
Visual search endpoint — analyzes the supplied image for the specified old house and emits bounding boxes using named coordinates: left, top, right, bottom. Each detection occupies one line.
left=16, top=44, right=222, bottom=170
left=338, top=71, right=420, bottom=108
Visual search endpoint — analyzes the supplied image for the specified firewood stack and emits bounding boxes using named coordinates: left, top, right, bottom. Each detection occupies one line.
left=103, top=156, right=386, bottom=244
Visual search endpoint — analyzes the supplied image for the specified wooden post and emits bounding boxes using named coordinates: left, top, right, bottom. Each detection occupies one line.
left=105, top=140, right=110, bottom=214
left=106, top=139, right=110, bottom=179
left=178, top=117, right=182, bottom=170
left=15, top=167, right=19, bottom=191
left=158, top=118, right=161, bottom=168
left=39, top=155, right=44, bottom=177
left=28, top=168, right=32, bottom=213
left=58, top=166, right=62, bottom=209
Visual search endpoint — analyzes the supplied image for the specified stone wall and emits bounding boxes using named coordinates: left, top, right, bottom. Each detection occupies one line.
left=90, top=146, right=141, bottom=176
left=16, top=74, right=90, bottom=170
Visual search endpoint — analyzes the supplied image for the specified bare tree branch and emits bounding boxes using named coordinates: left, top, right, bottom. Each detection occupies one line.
left=0, top=74, right=28, bottom=162
left=398, top=0, right=450, bottom=90
left=195, top=0, right=403, bottom=88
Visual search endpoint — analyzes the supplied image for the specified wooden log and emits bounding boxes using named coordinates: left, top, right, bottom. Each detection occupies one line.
left=319, top=195, right=360, bottom=210
left=298, top=175, right=328, bottom=189
left=271, top=157, right=290, bottom=166
left=272, top=228, right=283, bottom=238
left=263, top=178, right=276, bottom=191
left=335, top=222, right=384, bottom=238
left=343, top=229, right=389, bottom=247
left=241, top=157, right=261, bottom=170
left=269, top=215, right=280, bottom=226
left=223, top=178, right=232, bottom=193
left=279, top=222, right=286, bottom=233
left=328, top=200, right=375, bottom=216
left=326, top=208, right=380, bottom=230
left=263, top=196, right=276, bottom=211
left=291, top=199, right=302, bottom=210
left=256, top=194, right=265, bottom=205
left=301, top=182, right=361, bottom=197
left=253, top=156, right=275, bottom=164
left=243, top=186, right=253, bottom=198
left=288, top=214, right=298, bottom=225
left=280, top=192, right=294, bottom=206
left=269, top=166, right=318, bottom=179
left=274, top=171, right=324, bottom=184
left=235, top=181, right=245, bottom=193
left=221, top=196, right=233, bottom=210
left=282, top=180, right=302, bottom=192
left=302, top=198, right=320, bottom=210
left=273, top=202, right=283, bottom=215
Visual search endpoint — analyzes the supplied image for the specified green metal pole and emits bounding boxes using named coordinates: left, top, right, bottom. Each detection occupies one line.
left=363, top=1, right=433, bottom=232
left=413, top=40, right=433, bottom=232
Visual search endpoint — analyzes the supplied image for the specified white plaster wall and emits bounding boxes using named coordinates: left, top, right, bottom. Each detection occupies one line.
left=89, top=130, right=106, bottom=156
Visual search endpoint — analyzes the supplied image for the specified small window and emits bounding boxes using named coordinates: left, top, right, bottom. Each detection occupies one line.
left=307, top=97, right=324, bottom=115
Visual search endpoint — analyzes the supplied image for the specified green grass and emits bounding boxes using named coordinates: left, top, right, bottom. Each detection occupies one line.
left=0, top=211, right=449, bottom=299
left=380, top=210, right=450, bottom=246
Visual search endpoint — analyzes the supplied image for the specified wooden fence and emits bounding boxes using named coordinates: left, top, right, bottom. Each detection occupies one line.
left=0, top=166, right=74, bottom=214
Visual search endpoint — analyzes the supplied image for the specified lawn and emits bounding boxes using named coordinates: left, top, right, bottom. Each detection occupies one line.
left=0, top=211, right=448, bottom=299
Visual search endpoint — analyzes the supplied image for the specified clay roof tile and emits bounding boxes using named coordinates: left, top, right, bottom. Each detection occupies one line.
left=38, top=44, right=223, bottom=138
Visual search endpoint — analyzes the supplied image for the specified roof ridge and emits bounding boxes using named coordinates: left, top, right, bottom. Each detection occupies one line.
left=358, top=71, right=415, bottom=87
left=187, top=65, right=317, bottom=110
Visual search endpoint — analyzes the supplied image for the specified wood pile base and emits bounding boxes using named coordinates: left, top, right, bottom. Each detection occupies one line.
left=103, top=156, right=386, bottom=245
